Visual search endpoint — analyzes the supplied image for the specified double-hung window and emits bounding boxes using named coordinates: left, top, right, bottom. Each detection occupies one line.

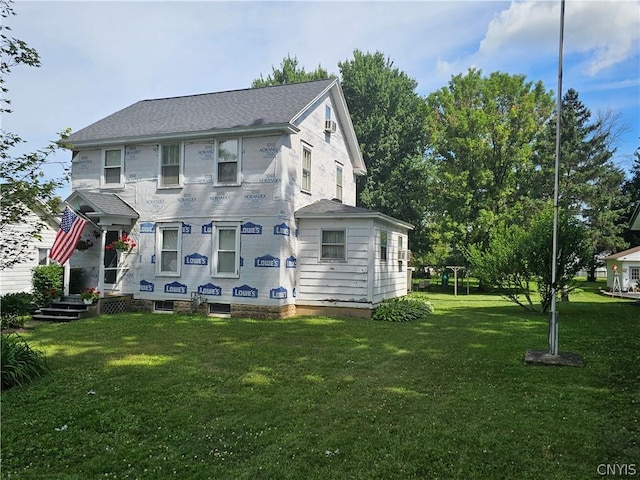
left=103, top=148, right=123, bottom=187
left=302, top=144, right=312, bottom=193
left=156, top=223, right=181, bottom=275
left=160, top=143, right=182, bottom=187
left=321, top=229, right=346, bottom=261
left=380, top=230, right=388, bottom=261
left=335, top=162, right=343, bottom=202
left=216, top=138, right=240, bottom=185
left=213, top=223, right=240, bottom=276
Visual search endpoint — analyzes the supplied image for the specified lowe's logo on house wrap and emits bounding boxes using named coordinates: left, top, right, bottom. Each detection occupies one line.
left=202, top=222, right=212, bottom=234
left=197, top=283, right=222, bottom=296
left=255, top=254, right=280, bottom=268
left=182, top=223, right=192, bottom=234
left=139, top=280, right=154, bottom=292
left=233, top=284, right=258, bottom=298
left=140, top=222, right=156, bottom=234
left=164, top=281, right=188, bottom=295
left=270, top=286, right=288, bottom=299
left=241, top=222, right=263, bottom=235
left=185, top=253, right=208, bottom=266
left=273, top=223, right=290, bottom=236
left=286, top=256, right=296, bottom=268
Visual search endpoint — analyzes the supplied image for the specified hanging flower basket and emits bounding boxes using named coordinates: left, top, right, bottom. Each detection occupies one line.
left=106, top=234, right=136, bottom=252
left=76, top=239, right=94, bottom=251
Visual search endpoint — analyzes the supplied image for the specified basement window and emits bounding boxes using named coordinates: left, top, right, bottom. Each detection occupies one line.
left=154, top=300, right=174, bottom=313
left=209, top=303, right=231, bottom=317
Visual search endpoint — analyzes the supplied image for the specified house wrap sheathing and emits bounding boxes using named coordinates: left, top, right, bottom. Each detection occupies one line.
left=66, top=79, right=412, bottom=318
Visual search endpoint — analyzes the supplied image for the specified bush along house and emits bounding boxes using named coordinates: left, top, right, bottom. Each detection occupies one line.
left=65, top=79, right=413, bottom=318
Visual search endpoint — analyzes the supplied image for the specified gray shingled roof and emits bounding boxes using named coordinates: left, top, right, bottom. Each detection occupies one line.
left=296, top=199, right=375, bottom=216
left=68, top=192, right=139, bottom=218
left=295, top=199, right=413, bottom=229
left=69, top=79, right=336, bottom=144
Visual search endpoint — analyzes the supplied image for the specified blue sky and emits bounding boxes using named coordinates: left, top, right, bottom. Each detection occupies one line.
left=4, top=0, right=639, bottom=200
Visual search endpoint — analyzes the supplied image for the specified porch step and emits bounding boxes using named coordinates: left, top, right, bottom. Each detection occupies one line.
left=31, top=296, right=98, bottom=322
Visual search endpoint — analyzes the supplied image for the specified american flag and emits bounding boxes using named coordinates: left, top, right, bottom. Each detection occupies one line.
left=49, top=207, right=87, bottom=265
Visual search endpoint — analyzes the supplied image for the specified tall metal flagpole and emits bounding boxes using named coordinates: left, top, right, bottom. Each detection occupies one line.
left=549, top=0, right=565, bottom=356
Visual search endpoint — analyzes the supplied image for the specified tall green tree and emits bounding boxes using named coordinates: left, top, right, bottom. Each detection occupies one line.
left=251, top=54, right=332, bottom=87
left=424, top=68, right=555, bottom=264
left=622, top=148, right=640, bottom=246
left=338, top=50, right=431, bottom=253
left=0, top=0, right=69, bottom=270
left=252, top=51, right=432, bottom=254
left=532, top=89, right=628, bottom=280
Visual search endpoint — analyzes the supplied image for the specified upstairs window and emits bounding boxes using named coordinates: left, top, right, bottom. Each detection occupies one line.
left=335, top=162, right=343, bottom=202
left=302, top=144, right=312, bottom=193
left=160, top=144, right=182, bottom=187
left=103, top=148, right=123, bottom=186
left=216, top=138, right=240, bottom=185
left=321, top=229, right=346, bottom=261
left=156, top=223, right=181, bottom=276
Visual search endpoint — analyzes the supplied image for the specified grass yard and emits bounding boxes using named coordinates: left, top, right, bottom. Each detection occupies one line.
left=1, top=282, right=638, bottom=479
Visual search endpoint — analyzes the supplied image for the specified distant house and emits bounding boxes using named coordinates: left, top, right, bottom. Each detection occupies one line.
left=0, top=204, right=59, bottom=296
left=604, top=246, right=640, bottom=292
left=65, top=79, right=412, bottom=318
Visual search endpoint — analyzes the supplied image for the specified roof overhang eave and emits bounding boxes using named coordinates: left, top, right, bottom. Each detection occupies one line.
left=296, top=211, right=413, bottom=230
left=68, top=123, right=300, bottom=149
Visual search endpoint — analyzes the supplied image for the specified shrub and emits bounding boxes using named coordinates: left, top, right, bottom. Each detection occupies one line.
left=32, top=264, right=63, bottom=305
left=1, top=292, right=35, bottom=330
left=1, top=333, right=49, bottom=390
left=373, top=297, right=434, bottom=322
left=1, top=292, right=36, bottom=316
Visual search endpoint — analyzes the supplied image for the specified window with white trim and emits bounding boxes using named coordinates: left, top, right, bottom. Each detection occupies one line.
left=335, top=162, right=343, bottom=202
left=380, top=230, right=388, bottom=261
left=38, top=248, right=50, bottom=265
left=212, top=223, right=240, bottom=276
left=302, top=144, right=312, bottom=193
left=631, top=267, right=640, bottom=281
left=321, top=229, right=346, bottom=261
left=156, top=223, right=182, bottom=275
left=160, top=143, right=182, bottom=187
left=103, top=148, right=123, bottom=186
left=216, top=138, right=240, bottom=185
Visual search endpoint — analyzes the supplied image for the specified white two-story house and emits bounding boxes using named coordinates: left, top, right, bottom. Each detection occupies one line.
left=66, top=79, right=412, bottom=318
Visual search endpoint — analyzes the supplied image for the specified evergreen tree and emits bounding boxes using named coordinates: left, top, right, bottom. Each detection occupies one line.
left=622, top=148, right=640, bottom=246
left=533, top=89, right=628, bottom=280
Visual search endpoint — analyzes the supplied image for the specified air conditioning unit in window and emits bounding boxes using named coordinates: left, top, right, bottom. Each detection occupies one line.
left=324, top=120, right=337, bottom=133
left=397, top=250, right=408, bottom=262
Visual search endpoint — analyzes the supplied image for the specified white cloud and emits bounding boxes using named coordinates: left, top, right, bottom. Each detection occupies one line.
left=479, top=0, right=640, bottom=76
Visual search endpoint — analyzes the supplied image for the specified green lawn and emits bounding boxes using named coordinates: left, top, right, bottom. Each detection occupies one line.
left=1, top=284, right=638, bottom=479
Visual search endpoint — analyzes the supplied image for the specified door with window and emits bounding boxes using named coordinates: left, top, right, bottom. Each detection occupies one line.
left=104, top=230, right=120, bottom=289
